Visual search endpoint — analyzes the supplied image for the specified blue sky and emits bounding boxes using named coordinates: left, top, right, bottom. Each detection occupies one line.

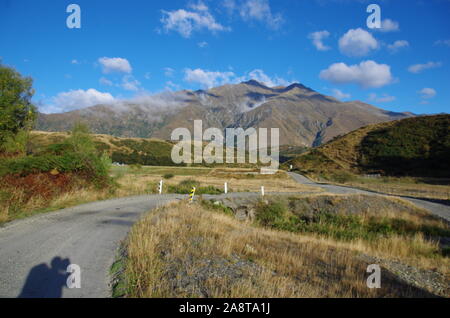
left=0, top=0, right=449, bottom=114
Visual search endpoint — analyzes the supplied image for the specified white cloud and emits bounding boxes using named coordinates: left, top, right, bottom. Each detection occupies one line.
left=419, top=88, right=437, bottom=99
left=239, top=0, right=283, bottom=30
left=121, top=75, right=141, bottom=91
left=320, top=60, right=393, bottom=88
left=99, top=77, right=113, bottom=86
left=222, top=0, right=237, bottom=14
left=183, top=68, right=291, bottom=88
left=332, top=88, right=351, bottom=100
left=198, top=41, right=208, bottom=48
left=45, top=89, right=116, bottom=113
left=164, top=67, right=175, bottom=77
left=339, top=28, right=378, bottom=57
left=245, top=69, right=290, bottom=87
left=379, top=19, right=400, bottom=32
left=184, top=68, right=235, bottom=88
left=368, top=93, right=396, bottom=103
left=308, top=30, right=331, bottom=51
left=164, top=81, right=181, bottom=91
left=434, top=39, right=450, bottom=47
left=98, top=57, right=132, bottom=74
left=188, top=1, right=209, bottom=11
left=387, top=40, right=409, bottom=53
left=71, top=59, right=80, bottom=65
left=160, top=2, right=229, bottom=38
left=408, top=61, right=442, bottom=74
left=144, top=72, right=151, bottom=80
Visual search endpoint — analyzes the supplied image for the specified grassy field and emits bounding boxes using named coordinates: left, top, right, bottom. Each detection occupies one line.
left=0, top=165, right=320, bottom=224
left=112, top=166, right=321, bottom=196
left=306, top=173, right=450, bottom=201
left=344, top=177, right=450, bottom=201
left=115, top=196, right=449, bottom=298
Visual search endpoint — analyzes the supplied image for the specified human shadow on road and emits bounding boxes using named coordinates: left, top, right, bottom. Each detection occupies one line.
left=18, top=257, right=71, bottom=298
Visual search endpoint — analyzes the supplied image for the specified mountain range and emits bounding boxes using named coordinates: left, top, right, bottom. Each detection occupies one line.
left=36, top=80, right=413, bottom=147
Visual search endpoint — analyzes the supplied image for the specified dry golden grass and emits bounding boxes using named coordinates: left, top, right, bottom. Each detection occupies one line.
left=345, top=181, right=450, bottom=201
left=115, top=168, right=321, bottom=194
left=0, top=185, right=112, bottom=223
left=30, top=130, right=172, bottom=155
left=122, top=201, right=446, bottom=298
left=0, top=167, right=319, bottom=224
left=305, top=173, right=450, bottom=201
left=0, top=206, right=8, bottom=223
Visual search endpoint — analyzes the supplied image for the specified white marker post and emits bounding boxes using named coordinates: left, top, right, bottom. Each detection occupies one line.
left=261, top=186, right=265, bottom=197
left=158, top=180, right=163, bottom=194
left=224, top=182, right=228, bottom=194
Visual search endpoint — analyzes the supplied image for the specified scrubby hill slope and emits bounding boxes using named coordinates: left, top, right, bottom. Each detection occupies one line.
left=29, top=131, right=177, bottom=166
left=287, top=115, right=450, bottom=178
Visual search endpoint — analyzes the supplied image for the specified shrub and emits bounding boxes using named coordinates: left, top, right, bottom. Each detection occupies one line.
left=129, top=163, right=143, bottom=171
left=163, top=173, right=174, bottom=179
left=167, top=179, right=223, bottom=195
left=256, top=200, right=288, bottom=227
left=168, top=179, right=200, bottom=194
left=329, top=171, right=355, bottom=183
left=0, top=123, right=112, bottom=188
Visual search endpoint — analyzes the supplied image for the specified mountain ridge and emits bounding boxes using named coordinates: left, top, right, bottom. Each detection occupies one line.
left=36, top=80, right=414, bottom=147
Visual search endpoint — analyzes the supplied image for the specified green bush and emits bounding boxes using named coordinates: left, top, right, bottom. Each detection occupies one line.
left=329, top=171, right=356, bottom=183
left=256, top=200, right=288, bottom=227
left=200, top=200, right=234, bottom=217
left=163, top=173, right=174, bottom=179
left=0, top=123, right=112, bottom=188
left=129, top=163, right=143, bottom=171
left=167, top=179, right=223, bottom=195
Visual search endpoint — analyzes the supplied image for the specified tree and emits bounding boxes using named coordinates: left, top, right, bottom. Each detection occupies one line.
left=0, top=63, right=36, bottom=152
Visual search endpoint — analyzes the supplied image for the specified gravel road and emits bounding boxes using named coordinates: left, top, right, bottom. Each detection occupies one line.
left=0, top=195, right=183, bottom=298
left=288, top=172, right=450, bottom=222
left=0, top=172, right=448, bottom=298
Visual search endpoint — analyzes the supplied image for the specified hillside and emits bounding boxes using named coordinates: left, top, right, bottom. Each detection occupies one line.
left=28, top=131, right=178, bottom=166
left=286, top=115, right=450, bottom=178
left=36, top=81, right=412, bottom=147
left=28, top=131, right=261, bottom=167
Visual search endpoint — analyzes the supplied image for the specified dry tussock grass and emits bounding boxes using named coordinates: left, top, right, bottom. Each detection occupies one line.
left=116, top=170, right=321, bottom=194
left=123, top=202, right=441, bottom=298
left=346, top=181, right=450, bottom=201
left=0, top=185, right=112, bottom=223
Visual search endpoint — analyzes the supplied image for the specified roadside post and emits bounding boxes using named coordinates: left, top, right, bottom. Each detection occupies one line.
left=158, top=180, right=163, bottom=194
left=261, top=186, right=265, bottom=197
left=224, top=182, right=228, bottom=194
left=189, top=187, right=196, bottom=203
